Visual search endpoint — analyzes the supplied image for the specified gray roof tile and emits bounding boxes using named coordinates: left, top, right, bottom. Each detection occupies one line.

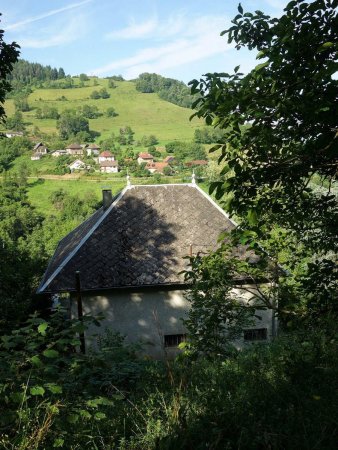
left=38, top=184, right=243, bottom=293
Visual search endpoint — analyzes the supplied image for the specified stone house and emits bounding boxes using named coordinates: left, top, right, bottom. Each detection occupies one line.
left=37, top=179, right=274, bottom=359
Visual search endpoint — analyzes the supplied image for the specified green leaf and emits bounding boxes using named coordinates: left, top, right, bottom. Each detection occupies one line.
left=247, top=209, right=258, bottom=226
left=94, top=412, right=106, bottom=420
left=43, top=349, right=59, bottom=359
left=45, top=383, right=63, bottom=394
left=254, top=62, right=269, bottom=71
left=37, top=322, right=48, bottom=336
left=234, top=65, right=240, bottom=73
left=30, top=355, right=43, bottom=367
left=79, top=409, right=92, bottom=419
left=238, top=3, right=243, bottom=14
left=317, top=42, right=334, bottom=52
left=67, top=414, right=79, bottom=424
left=53, top=438, right=64, bottom=448
left=286, top=0, right=297, bottom=10
left=30, top=386, right=45, bottom=396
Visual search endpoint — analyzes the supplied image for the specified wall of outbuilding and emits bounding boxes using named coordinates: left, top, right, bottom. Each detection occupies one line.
left=71, top=285, right=275, bottom=359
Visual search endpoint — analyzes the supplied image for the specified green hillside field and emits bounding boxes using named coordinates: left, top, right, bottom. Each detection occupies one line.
left=4, top=78, right=204, bottom=143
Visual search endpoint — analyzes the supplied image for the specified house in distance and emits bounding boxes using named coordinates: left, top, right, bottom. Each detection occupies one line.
left=37, top=177, right=275, bottom=358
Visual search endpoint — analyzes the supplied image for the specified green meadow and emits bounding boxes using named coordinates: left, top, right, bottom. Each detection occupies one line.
left=5, top=78, right=204, bottom=143
left=26, top=178, right=125, bottom=215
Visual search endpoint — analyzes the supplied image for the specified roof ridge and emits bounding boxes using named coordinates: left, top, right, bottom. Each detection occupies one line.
left=37, top=186, right=129, bottom=293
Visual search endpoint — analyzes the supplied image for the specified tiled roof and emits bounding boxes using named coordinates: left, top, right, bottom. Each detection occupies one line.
left=138, top=153, right=153, bottom=159
left=100, top=151, right=113, bottom=157
left=66, top=143, right=82, bottom=149
left=33, top=142, right=43, bottom=150
left=146, top=162, right=169, bottom=172
left=88, top=143, right=100, bottom=149
left=37, top=184, right=251, bottom=294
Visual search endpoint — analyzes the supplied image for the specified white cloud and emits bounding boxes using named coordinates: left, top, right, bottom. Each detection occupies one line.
left=7, top=0, right=92, bottom=31
left=106, top=17, right=158, bottom=40
left=92, top=15, right=232, bottom=78
left=105, top=12, right=188, bottom=41
left=19, top=16, right=87, bottom=49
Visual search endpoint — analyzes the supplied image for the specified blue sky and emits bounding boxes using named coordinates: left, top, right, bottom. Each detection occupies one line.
left=1, top=0, right=285, bottom=83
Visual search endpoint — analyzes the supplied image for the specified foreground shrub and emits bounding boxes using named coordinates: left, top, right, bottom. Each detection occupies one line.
left=0, top=310, right=336, bottom=449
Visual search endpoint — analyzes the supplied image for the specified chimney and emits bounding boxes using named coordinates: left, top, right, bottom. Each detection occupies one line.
left=102, top=188, right=113, bottom=210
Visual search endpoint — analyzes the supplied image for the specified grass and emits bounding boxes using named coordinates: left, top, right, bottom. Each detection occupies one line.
left=26, top=175, right=192, bottom=215
left=27, top=178, right=125, bottom=215
left=4, top=79, right=204, bottom=143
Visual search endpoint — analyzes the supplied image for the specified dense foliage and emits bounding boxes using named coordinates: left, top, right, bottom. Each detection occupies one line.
left=194, top=126, right=227, bottom=144
left=0, top=309, right=336, bottom=449
left=190, top=0, right=338, bottom=324
left=0, top=14, right=20, bottom=122
left=165, top=140, right=206, bottom=161
left=135, top=72, right=198, bottom=108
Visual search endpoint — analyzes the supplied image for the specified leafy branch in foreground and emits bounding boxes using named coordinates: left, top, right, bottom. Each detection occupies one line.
left=189, top=0, right=337, bottom=323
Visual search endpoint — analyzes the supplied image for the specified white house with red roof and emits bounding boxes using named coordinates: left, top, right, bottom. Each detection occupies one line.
left=98, top=150, right=115, bottom=164
left=100, top=160, right=119, bottom=173
left=137, top=152, right=154, bottom=165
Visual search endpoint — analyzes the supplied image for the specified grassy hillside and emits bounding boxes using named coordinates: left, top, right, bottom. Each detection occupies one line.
left=4, top=78, right=204, bottom=143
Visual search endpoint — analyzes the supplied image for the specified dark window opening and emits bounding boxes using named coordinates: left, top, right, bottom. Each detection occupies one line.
left=164, top=334, right=186, bottom=347
left=244, top=328, right=268, bottom=341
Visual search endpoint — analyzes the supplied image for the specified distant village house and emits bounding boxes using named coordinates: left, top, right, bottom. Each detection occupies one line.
left=86, top=143, right=100, bottom=156
left=137, top=152, right=154, bottom=165
left=98, top=150, right=115, bottom=164
left=68, top=159, right=90, bottom=172
left=66, top=143, right=83, bottom=156
left=146, top=161, right=169, bottom=174
left=100, top=160, right=119, bottom=173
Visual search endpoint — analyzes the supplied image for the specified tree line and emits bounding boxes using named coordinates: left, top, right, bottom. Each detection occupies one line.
left=135, top=72, right=199, bottom=108
left=7, top=59, right=66, bottom=85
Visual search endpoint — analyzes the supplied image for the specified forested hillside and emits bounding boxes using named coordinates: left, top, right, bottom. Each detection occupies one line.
left=135, top=72, right=199, bottom=108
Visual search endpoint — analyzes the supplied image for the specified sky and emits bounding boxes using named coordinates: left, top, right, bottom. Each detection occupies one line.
left=1, top=0, right=286, bottom=84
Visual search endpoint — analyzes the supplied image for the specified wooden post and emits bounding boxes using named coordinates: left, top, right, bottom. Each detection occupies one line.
left=75, top=271, right=86, bottom=354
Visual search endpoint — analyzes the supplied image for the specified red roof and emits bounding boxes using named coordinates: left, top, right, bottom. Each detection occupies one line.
left=145, top=162, right=169, bottom=173
left=138, top=152, right=153, bottom=159
left=100, top=151, right=113, bottom=157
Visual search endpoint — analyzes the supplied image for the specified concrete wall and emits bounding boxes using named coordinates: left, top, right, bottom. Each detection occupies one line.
left=71, top=285, right=275, bottom=359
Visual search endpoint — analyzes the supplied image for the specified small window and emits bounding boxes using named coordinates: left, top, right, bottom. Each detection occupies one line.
left=164, top=334, right=186, bottom=348
left=244, top=328, right=268, bottom=341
